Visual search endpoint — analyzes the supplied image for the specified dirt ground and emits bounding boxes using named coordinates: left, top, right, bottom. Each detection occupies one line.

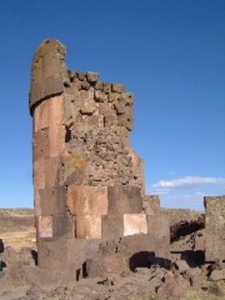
left=1, top=209, right=225, bottom=300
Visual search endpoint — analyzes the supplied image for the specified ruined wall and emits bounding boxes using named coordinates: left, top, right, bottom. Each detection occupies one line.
left=29, top=39, right=169, bottom=276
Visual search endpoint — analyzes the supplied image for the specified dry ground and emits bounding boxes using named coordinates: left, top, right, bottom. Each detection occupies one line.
left=0, top=209, right=36, bottom=251
left=1, top=209, right=225, bottom=300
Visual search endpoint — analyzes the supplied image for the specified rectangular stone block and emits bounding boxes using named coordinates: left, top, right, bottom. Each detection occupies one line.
left=124, top=214, right=148, bottom=236
left=205, top=196, right=225, bottom=261
left=144, top=195, right=160, bottom=215
left=44, top=156, right=61, bottom=187
left=37, top=216, right=53, bottom=238
left=34, top=95, right=64, bottom=132
left=146, top=210, right=170, bottom=258
left=53, top=213, right=74, bottom=238
left=67, top=185, right=108, bottom=216
left=112, top=83, right=125, bottom=93
left=108, top=185, right=143, bottom=215
left=44, top=75, right=64, bottom=100
left=76, top=215, right=102, bottom=239
left=102, top=214, right=124, bottom=239
left=147, top=209, right=170, bottom=239
left=48, top=124, right=65, bottom=157
left=39, top=185, right=67, bottom=216
left=43, top=52, right=60, bottom=79
left=33, top=128, right=50, bottom=159
left=38, top=238, right=100, bottom=272
left=33, top=158, right=45, bottom=190
left=87, top=254, right=129, bottom=278
left=38, top=238, right=67, bottom=270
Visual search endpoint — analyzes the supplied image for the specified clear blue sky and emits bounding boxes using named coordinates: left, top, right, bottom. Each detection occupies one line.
left=0, top=0, right=224, bottom=210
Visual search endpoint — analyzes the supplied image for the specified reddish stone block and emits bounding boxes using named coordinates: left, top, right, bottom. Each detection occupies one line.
left=33, top=128, right=50, bottom=159
left=33, top=158, right=45, bottom=190
left=33, top=95, right=64, bottom=132
left=67, top=185, right=108, bottom=216
left=76, top=215, right=102, bottom=239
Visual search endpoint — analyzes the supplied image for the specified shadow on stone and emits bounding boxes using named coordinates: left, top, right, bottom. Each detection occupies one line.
left=129, top=251, right=155, bottom=271
left=31, top=249, right=38, bottom=266
left=170, top=250, right=204, bottom=268
left=0, top=239, right=4, bottom=253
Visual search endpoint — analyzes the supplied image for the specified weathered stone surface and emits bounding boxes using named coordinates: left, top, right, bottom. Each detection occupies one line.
left=144, top=195, right=160, bottom=215
left=87, top=254, right=129, bottom=277
left=67, top=185, right=108, bottom=216
left=39, top=185, right=66, bottom=216
left=30, top=39, right=171, bottom=279
left=123, top=214, right=148, bottom=236
left=108, top=185, right=143, bottom=215
left=112, top=83, right=125, bottom=93
left=205, top=196, right=225, bottom=261
left=76, top=215, right=102, bottom=239
left=30, top=39, right=66, bottom=113
left=210, top=269, right=225, bottom=281
left=33, top=128, right=50, bottom=159
left=33, top=95, right=64, bottom=132
left=37, top=216, right=53, bottom=238
left=102, top=214, right=124, bottom=239
left=87, top=72, right=99, bottom=83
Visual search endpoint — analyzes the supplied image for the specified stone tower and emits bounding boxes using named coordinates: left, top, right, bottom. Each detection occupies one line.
left=29, top=39, right=169, bottom=278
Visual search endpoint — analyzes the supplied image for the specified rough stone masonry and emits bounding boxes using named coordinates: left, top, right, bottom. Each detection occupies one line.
left=29, top=39, right=178, bottom=279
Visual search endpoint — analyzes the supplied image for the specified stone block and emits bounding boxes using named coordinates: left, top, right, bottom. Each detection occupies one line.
left=146, top=210, right=170, bottom=258
left=117, top=234, right=156, bottom=257
left=205, top=196, right=225, bottom=261
left=43, top=51, right=61, bottom=79
left=108, top=185, right=143, bottom=215
left=76, top=71, right=86, bottom=81
left=37, top=216, right=53, bottom=238
left=112, top=83, right=125, bottom=93
left=76, top=215, right=102, bottom=239
left=48, top=124, right=65, bottom=157
left=147, top=210, right=169, bottom=239
left=44, top=156, right=61, bottom=187
left=38, top=238, right=71, bottom=271
left=104, top=114, right=117, bottom=126
left=124, top=214, right=148, bottom=236
left=99, top=103, right=114, bottom=115
left=53, top=213, right=74, bottom=238
left=87, top=72, right=99, bottom=83
left=118, top=114, right=134, bottom=131
left=144, top=195, right=160, bottom=215
left=67, top=185, right=108, bottom=216
left=103, top=83, right=111, bottom=94
left=33, top=95, right=64, bottom=132
left=94, top=90, right=107, bottom=102
left=33, top=158, right=45, bottom=190
left=102, top=214, right=124, bottom=239
left=87, top=254, right=129, bottom=277
left=38, top=238, right=100, bottom=272
left=44, top=75, right=64, bottom=97
left=108, top=92, right=120, bottom=102
left=30, top=83, right=45, bottom=110
left=33, top=128, right=50, bottom=159
left=87, top=115, right=103, bottom=127
left=39, top=185, right=66, bottom=216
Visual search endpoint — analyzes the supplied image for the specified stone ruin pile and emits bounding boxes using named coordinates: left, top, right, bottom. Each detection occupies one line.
left=29, top=39, right=225, bottom=280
